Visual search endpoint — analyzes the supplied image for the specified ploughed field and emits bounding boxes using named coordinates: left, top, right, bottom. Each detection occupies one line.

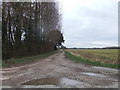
left=66, top=49, right=118, bottom=65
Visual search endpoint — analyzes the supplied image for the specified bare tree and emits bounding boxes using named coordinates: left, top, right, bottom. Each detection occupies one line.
left=2, top=2, right=64, bottom=60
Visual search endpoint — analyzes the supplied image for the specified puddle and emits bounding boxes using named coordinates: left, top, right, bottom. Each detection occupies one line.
left=81, top=72, right=106, bottom=77
left=21, top=77, right=59, bottom=85
left=22, top=85, right=59, bottom=88
left=93, top=66, right=118, bottom=72
left=21, top=77, right=83, bottom=87
left=60, top=77, right=83, bottom=86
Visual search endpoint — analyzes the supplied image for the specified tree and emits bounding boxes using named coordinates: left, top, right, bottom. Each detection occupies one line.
left=2, top=1, right=64, bottom=60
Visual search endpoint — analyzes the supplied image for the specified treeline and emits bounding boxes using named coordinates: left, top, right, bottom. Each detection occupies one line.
left=67, top=46, right=120, bottom=49
left=102, top=47, right=120, bottom=49
left=2, top=2, right=64, bottom=60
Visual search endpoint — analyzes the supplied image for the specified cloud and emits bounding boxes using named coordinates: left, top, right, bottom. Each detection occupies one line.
left=61, top=0, right=118, bottom=48
left=91, top=41, right=118, bottom=47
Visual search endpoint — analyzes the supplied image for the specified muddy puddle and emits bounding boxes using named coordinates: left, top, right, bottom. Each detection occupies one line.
left=21, top=77, right=83, bottom=87
left=21, top=77, right=59, bottom=85
left=81, top=72, right=106, bottom=77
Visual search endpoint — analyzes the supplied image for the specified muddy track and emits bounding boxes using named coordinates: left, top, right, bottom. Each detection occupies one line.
left=1, top=50, right=119, bottom=88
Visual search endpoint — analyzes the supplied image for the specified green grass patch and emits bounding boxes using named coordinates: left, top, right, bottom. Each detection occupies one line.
left=0, top=60, right=2, bottom=67
left=65, top=51, right=120, bottom=69
left=2, top=50, right=59, bottom=67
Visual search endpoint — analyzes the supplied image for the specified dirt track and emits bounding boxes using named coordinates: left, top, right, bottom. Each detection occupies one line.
left=1, top=50, right=119, bottom=88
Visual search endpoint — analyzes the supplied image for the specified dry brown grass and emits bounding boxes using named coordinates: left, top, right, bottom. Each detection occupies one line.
left=66, top=49, right=118, bottom=64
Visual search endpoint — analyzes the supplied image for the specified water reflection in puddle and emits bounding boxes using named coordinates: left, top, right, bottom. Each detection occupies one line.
left=60, top=77, right=83, bottom=86
left=21, top=77, right=83, bottom=87
left=81, top=72, right=106, bottom=77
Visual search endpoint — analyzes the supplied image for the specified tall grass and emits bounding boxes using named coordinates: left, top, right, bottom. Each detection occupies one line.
left=65, top=51, right=120, bottom=69
left=66, top=49, right=118, bottom=64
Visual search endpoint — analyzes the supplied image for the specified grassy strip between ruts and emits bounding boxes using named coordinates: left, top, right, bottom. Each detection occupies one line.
left=1, top=50, right=59, bottom=67
left=65, top=51, right=120, bottom=69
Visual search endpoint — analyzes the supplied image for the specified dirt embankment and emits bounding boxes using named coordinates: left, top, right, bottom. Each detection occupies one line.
left=1, top=50, right=119, bottom=88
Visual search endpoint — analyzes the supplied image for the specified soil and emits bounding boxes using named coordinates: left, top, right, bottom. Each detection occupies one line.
left=1, top=50, right=119, bottom=88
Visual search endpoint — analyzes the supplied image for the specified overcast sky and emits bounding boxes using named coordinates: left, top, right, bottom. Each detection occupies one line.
left=60, top=0, right=119, bottom=48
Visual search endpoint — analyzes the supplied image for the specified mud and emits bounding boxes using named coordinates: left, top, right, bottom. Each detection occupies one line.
left=21, top=77, right=59, bottom=85
left=81, top=72, right=106, bottom=77
left=1, top=50, right=119, bottom=88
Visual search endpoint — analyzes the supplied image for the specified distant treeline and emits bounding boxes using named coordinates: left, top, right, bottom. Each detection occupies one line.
left=67, top=46, right=120, bottom=49
left=101, top=47, right=120, bottom=49
left=2, top=2, right=64, bottom=60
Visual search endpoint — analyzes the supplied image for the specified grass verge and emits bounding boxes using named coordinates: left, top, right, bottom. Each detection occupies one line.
left=1, top=50, right=59, bottom=67
left=65, top=51, right=120, bottom=69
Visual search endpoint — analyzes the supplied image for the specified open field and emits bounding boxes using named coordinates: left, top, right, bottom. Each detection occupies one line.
left=65, top=49, right=119, bottom=68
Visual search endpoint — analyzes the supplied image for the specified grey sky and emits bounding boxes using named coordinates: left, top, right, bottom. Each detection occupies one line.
left=60, top=0, right=119, bottom=48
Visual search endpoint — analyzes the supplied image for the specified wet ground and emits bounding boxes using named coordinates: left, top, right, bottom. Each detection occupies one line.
left=1, top=50, right=119, bottom=88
